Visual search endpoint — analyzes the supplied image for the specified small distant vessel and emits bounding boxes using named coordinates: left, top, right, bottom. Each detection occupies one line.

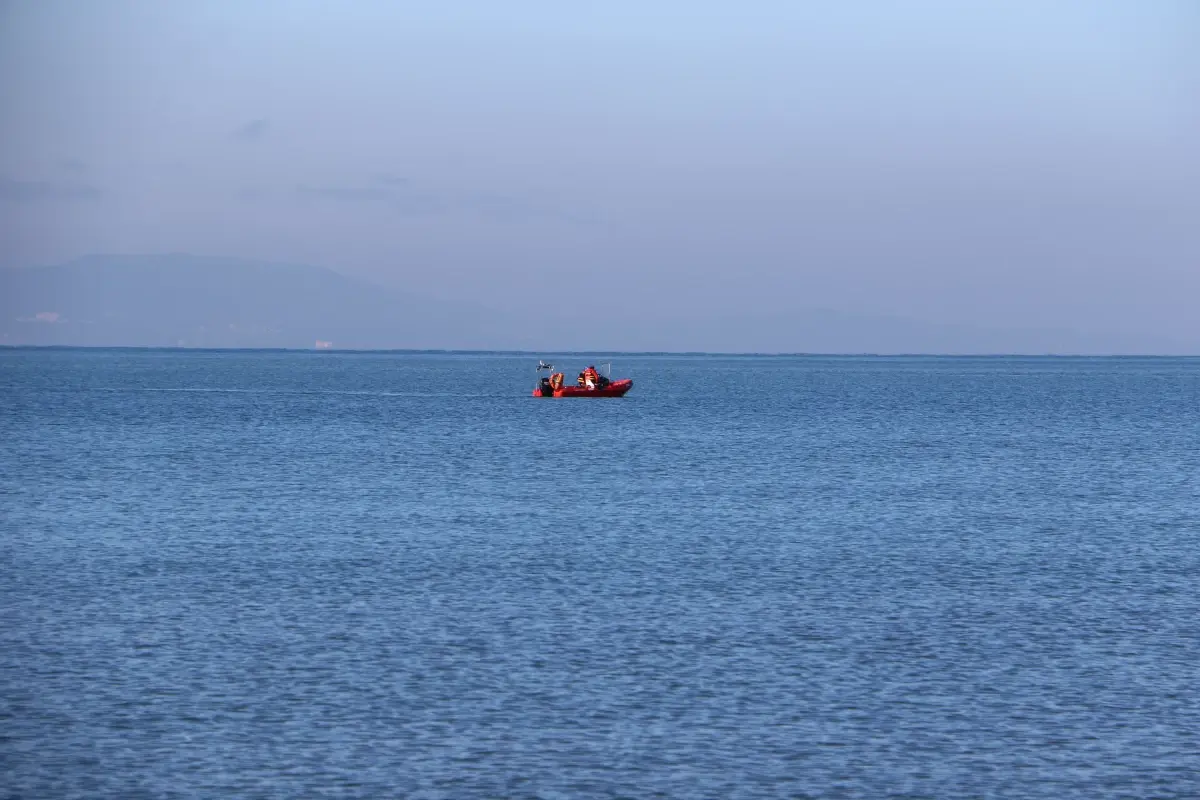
left=533, top=361, right=633, bottom=398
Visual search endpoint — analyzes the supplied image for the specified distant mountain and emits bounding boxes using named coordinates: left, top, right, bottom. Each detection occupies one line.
left=0, top=254, right=530, bottom=349
left=1, top=253, right=1190, bottom=354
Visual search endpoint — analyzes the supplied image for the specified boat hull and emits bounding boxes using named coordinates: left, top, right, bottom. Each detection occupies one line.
left=533, top=378, right=632, bottom=398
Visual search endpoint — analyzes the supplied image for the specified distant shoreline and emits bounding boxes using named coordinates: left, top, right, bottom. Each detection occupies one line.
left=1, top=345, right=1196, bottom=359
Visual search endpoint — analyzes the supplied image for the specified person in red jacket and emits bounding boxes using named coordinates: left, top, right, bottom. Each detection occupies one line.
left=576, top=367, right=600, bottom=388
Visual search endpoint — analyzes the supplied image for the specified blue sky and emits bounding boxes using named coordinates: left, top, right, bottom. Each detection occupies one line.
left=2, top=0, right=1197, bottom=350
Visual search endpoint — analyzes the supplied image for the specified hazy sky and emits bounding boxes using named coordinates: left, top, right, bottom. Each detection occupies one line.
left=2, top=1, right=1197, bottom=347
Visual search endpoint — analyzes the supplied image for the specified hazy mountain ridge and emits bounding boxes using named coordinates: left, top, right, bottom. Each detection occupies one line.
left=0, top=254, right=531, bottom=350
left=2, top=254, right=1192, bottom=354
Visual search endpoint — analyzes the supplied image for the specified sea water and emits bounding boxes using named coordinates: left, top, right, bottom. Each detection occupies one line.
left=2, top=349, right=1198, bottom=798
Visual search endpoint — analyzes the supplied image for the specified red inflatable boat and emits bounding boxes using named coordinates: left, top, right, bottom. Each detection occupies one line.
left=532, top=361, right=633, bottom=398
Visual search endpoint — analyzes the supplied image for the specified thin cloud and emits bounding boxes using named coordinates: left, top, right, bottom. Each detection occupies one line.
left=456, top=191, right=595, bottom=226
left=288, top=175, right=590, bottom=224
left=294, top=180, right=444, bottom=214
left=375, top=173, right=409, bottom=187
left=296, top=184, right=395, bottom=203
left=0, top=176, right=102, bottom=203
left=236, top=187, right=268, bottom=202
left=233, top=118, right=270, bottom=141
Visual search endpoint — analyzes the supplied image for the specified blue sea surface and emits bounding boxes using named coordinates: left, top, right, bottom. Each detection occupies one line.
left=2, top=349, right=1198, bottom=798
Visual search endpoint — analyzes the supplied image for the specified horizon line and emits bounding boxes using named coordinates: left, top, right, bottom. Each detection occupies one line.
left=2, top=345, right=1197, bottom=359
